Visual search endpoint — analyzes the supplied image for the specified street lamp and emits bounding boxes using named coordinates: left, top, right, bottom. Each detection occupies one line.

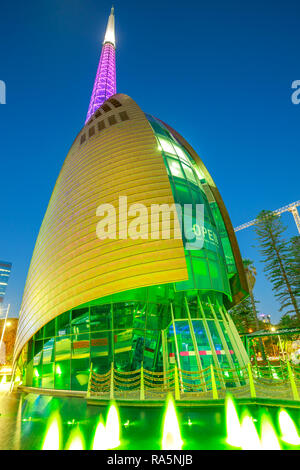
left=0, top=304, right=10, bottom=364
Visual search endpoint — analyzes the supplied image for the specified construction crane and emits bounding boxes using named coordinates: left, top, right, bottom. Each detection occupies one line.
left=234, top=200, right=300, bottom=234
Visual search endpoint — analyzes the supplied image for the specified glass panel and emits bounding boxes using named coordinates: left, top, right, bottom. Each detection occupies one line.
left=33, top=340, right=43, bottom=366
left=90, top=304, right=112, bottom=331
left=174, top=321, right=196, bottom=373
left=201, top=302, right=214, bottom=319
left=72, top=333, right=90, bottom=359
left=114, top=329, right=133, bottom=371
left=113, top=303, right=134, bottom=330
left=147, top=303, right=169, bottom=330
left=172, top=302, right=188, bottom=320
left=167, top=158, right=184, bottom=179
left=55, top=336, right=71, bottom=390
left=90, top=331, right=112, bottom=374
left=57, top=311, right=71, bottom=336
left=71, top=333, right=90, bottom=390
left=132, top=303, right=147, bottom=329
left=173, top=144, right=190, bottom=163
left=32, top=340, right=43, bottom=387
left=71, top=307, right=89, bottom=334
left=206, top=321, right=230, bottom=369
left=143, top=330, right=162, bottom=371
left=192, top=258, right=211, bottom=289
left=131, top=329, right=145, bottom=370
left=167, top=324, right=177, bottom=367
left=35, top=327, right=43, bottom=341
left=193, top=165, right=205, bottom=180
left=182, top=164, right=197, bottom=184
left=44, top=319, right=55, bottom=339
left=42, top=337, right=55, bottom=389
left=187, top=299, right=200, bottom=319
left=158, top=137, right=175, bottom=154
left=173, top=182, right=192, bottom=205
left=175, top=254, right=195, bottom=291
left=25, top=340, right=34, bottom=385
left=192, top=320, right=213, bottom=369
left=220, top=322, right=239, bottom=366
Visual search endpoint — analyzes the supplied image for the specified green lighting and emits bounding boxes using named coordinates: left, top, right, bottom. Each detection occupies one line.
left=260, top=413, right=281, bottom=450
left=279, top=409, right=300, bottom=445
left=158, top=136, right=175, bottom=154
left=65, top=427, right=85, bottom=450
left=162, top=395, right=183, bottom=450
left=42, top=413, right=61, bottom=450
left=106, top=404, right=121, bottom=449
left=13, top=394, right=300, bottom=450
left=93, top=420, right=107, bottom=450
left=240, top=412, right=261, bottom=450
left=225, top=395, right=241, bottom=448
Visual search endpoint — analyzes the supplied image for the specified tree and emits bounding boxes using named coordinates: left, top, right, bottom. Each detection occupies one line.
left=230, top=258, right=267, bottom=359
left=254, top=210, right=300, bottom=321
left=277, top=313, right=298, bottom=329
left=229, top=259, right=261, bottom=334
left=243, top=259, right=262, bottom=331
left=229, top=295, right=257, bottom=334
left=289, top=236, right=300, bottom=302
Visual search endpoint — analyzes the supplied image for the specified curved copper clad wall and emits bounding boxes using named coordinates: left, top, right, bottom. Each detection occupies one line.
left=162, top=122, right=248, bottom=305
left=14, top=94, right=188, bottom=360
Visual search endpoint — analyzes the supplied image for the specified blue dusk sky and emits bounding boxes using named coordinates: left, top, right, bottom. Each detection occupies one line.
left=0, top=0, right=299, bottom=321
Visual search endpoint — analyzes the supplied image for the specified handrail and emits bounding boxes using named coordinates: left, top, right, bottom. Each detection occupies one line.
left=87, top=361, right=300, bottom=402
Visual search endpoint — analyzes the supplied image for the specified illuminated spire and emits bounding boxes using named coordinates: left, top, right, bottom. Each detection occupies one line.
left=104, top=6, right=115, bottom=46
left=85, top=7, right=116, bottom=123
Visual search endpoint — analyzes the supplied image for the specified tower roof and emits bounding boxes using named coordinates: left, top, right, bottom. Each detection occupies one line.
left=85, top=6, right=117, bottom=123
left=104, top=6, right=115, bottom=47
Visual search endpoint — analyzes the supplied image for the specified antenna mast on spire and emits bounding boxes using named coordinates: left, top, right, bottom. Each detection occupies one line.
left=85, top=7, right=116, bottom=123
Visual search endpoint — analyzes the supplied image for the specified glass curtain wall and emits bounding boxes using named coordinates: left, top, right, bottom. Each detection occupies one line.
left=146, top=114, right=237, bottom=298
left=22, top=289, right=247, bottom=391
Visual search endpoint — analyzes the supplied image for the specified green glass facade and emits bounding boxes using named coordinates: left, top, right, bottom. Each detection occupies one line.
left=21, top=286, right=247, bottom=391
left=146, top=114, right=237, bottom=297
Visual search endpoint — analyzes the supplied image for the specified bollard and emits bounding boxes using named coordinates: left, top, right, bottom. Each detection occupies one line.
left=174, top=364, right=181, bottom=400
left=210, top=364, right=219, bottom=399
left=287, top=361, right=299, bottom=401
left=247, top=362, right=256, bottom=398
left=110, top=362, right=114, bottom=400
left=140, top=364, right=145, bottom=401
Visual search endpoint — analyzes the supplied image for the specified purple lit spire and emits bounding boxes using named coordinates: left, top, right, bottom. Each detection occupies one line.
left=85, top=7, right=116, bottom=123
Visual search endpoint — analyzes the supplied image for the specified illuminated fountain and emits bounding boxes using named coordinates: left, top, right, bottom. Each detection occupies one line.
left=225, top=395, right=242, bottom=448
left=225, top=394, right=300, bottom=450
left=162, top=396, right=183, bottom=450
left=105, top=404, right=121, bottom=449
left=41, top=403, right=121, bottom=450
left=279, top=409, right=300, bottom=445
left=260, top=414, right=281, bottom=450
left=5, top=393, right=299, bottom=450
left=92, top=419, right=107, bottom=450
left=239, top=411, right=262, bottom=450
left=65, top=427, right=85, bottom=450
left=42, top=413, right=61, bottom=450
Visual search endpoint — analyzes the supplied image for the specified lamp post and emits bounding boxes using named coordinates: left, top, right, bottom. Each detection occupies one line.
left=0, top=304, right=10, bottom=364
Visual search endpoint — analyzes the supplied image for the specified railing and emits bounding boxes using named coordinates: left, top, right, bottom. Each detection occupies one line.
left=87, top=361, right=300, bottom=402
